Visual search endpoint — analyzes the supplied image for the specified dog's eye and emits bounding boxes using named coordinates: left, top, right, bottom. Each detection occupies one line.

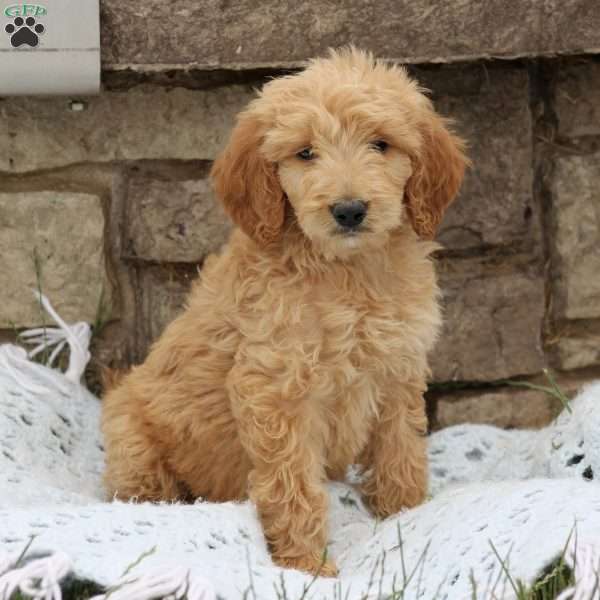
left=296, top=147, right=315, bottom=161
left=370, top=140, right=388, bottom=153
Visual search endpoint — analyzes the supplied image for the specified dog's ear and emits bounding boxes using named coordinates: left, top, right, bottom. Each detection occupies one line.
left=211, top=113, right=286, bottom=246
left=403, top=111, right=467, bottom=239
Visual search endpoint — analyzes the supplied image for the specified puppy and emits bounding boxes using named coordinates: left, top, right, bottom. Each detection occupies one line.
left=102, top=47, right=467, bottom=577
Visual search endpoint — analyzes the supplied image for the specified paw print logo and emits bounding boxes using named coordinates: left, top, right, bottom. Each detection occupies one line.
left=5, top=16, right=45, bottom=48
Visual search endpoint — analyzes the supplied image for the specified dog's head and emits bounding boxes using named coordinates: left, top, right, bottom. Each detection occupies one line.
left=211, top=47, right=467, bottom=257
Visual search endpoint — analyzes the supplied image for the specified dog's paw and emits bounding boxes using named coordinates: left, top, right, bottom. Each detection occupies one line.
left=275, top=554, right=338, bottom=578
left=363, top=484, right=427, bottom=519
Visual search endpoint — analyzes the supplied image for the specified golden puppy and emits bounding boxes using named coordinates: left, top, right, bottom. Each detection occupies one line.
left=102, top=47, right=467, bottom=577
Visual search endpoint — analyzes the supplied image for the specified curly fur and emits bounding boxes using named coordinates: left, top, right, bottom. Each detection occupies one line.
left=101, top=47, right=467, bottom=577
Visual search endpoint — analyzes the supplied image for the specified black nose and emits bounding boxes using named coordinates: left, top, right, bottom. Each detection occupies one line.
left=330, top=199, right=368, bottom=229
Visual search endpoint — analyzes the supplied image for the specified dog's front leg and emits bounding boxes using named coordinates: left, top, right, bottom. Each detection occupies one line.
left=362, top=381, right=428, bottom=518
left=228, top=364, right=337, bottom=577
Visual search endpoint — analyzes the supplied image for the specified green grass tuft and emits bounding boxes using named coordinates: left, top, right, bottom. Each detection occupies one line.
left=505, top=368, right=572, bottom=414
left=525, top=558, right=574, bottom=600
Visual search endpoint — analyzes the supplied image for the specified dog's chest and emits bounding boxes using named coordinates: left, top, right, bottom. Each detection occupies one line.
left=303, top=272, right=411, bottom=433
left=311, top=275, right=404, bottom=376
left=305, top=276, right=407, bottom=468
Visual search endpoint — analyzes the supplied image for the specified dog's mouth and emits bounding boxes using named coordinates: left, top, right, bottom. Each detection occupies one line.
left=331, top=225, right=371, bottom=237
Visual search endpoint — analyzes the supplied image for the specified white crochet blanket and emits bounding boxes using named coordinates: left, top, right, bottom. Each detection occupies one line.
left=1, top=297, right=600, bottom=600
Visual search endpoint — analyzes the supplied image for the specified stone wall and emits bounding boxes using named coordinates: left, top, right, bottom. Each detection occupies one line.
left=1, top=2, right=599, bottom=428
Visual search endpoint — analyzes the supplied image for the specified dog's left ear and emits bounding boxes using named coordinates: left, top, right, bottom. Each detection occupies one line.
left=403, top=110, right=468, bottom=239
left=211, top=112, right=286, bottom=246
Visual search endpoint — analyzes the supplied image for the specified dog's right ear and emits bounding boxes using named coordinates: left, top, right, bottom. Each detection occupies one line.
left=211, top=112, right=286, bottom=246
left=403, top=109, right=467, bottom=240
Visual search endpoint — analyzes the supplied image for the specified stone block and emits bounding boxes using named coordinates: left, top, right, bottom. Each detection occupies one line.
left=432, top=369, right=600, bottom=430
left=555, top=62, right=600, bottom=138
left=553, top=326, right=600, bottom=371
left=100, top=1, right=600, bottom=70
left=138, top=266, right=196, bottom=352
left=428, top=66, right=536, bottom=251
left=0, top=85, right=254, bottom=173
left=431, top=259, right=546, bottom=382
left=0, top=192, right=110, bottom=328
left=125, top=173, right=231, bottom=263
left=551, top=153, right=600, bottom=320
left=433, top=388, right=559, bottom=430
